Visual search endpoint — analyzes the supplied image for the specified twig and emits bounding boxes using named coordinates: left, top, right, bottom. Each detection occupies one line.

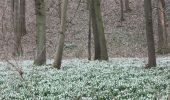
left=4, top=58, right=24, bottom=80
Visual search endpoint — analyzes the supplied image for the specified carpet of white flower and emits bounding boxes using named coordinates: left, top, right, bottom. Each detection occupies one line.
left=0, top=58, right=170, bottom=100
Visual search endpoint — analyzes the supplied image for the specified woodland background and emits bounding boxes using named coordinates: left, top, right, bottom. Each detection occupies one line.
left=0, top=0, right=170, bottom=60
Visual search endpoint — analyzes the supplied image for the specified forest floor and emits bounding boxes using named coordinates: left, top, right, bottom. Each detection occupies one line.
left=0, top=58, right=170, bottom=99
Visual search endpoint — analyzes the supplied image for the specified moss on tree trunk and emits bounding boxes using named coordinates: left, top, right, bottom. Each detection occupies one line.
left=34, top=0, right=46, bottom=66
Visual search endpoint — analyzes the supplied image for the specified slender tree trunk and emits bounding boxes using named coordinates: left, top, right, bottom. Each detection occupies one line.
left=34, top=0, right=46, bottom=66
left=58, top=0, right=61, bottom=19
left=88, top=0, right=92, bottom=60
left=157, top=0, right=169, bottom=54
left=125, top=0, right=132, bottom=12
left=20, top=0, right=27, bottom=36
left=11, top=0, right=14, bottom=11
left=13, top=0, right=23, bottom=56
left=144, top=0, right=156, bottom=68
left=1, top=0, right=7, bottom=35
left=120, top=0, right=125, bottom=21
left=53, top=0, right=68, bottom=69
left=11, top=0, right=14, bottom=27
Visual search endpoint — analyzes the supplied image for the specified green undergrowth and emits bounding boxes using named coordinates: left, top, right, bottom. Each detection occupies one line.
left=0, top=58, right=170, bottom=100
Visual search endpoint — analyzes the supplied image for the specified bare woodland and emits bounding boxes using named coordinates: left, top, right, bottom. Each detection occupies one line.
left=0, top=0, right=170, bottom=99
left=0, top=0, right=170, bottom=68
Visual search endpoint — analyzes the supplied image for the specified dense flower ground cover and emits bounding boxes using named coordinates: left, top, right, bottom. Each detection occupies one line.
left=0, top=58, right=170, bottom=100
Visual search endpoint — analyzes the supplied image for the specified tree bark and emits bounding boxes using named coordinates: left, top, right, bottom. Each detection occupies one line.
left=90, top=0, right=108, bottom=60
left=34, top=0, right=46, bottom=66
left=93, top=0, right=108, bottom=60
left=125, top=0, right=132, bottom=12
left=120, top=0, right=125, bottom=21
left=53, top=0, right=68, bottom=69
left=157, top=0, right=169, bottom=54
left=58, top=0, right=61, bottom=19
left=90, top=0, right=101, bottom=60
left=12, top=0, right=23, bottom=56
left=20, top=0, right=27, bottom=36
left=88, top=0, right=92, bottom=60
left=144, top=0, right=156, bottom=68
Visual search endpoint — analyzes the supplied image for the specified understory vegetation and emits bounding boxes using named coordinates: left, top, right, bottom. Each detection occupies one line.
left=0, top=58, right=170, bottom=100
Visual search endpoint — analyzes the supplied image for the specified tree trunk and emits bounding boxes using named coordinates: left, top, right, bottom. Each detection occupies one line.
left=20, top=0, right=27, bottom=36
left=90, top=0, right=108, bottom=60
left=58, top=0, right=61, bottom=19
left=34, top=0, right=46, bottom=66
left=144, top=0, right=156, bottom=68
left=157, top=0, right=169, bottom=54
left=53, top=0, right=68, bottom=69
left=90, top=0, right=101, bottom=60
left=125, top=0, right=132, bottom=12
left=11, top=0, right=14, bottom=11
left=12, top=0, right=23, bottom=57
left=120, top=0, right=125, bottom=21
left=88, top=0, right=92, bottom=60
left=93, top=0, right=108, bottom=60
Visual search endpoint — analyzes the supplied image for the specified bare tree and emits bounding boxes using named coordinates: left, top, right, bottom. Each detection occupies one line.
left=11, top=0, right=26, bottom=57
left=12, top=0, right=23, bottom=56
left=120, top=0, right=125, bottom=21
left=58, top=0, right=61, bottom=19
left=125, top=0, right=132, bottom=12
left=53, top=0, right=68, bottom=69
left=20, top=0, right=27, bottom=36
left=157, top=0, right=169, bottom=54
left=90, top=0, right=101, bottom=59
left=34, top=0, right=46, bottom=66
left=88, top=0, right=92, bottom=60
left=90, top=0, right=108, bottom=60
left=144, top=0, right=156, bottom=68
